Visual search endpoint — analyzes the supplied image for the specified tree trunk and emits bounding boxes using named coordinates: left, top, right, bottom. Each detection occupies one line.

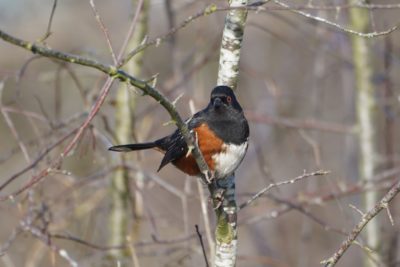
left=349, top=2, right=381, bottom=266
left=108, top=0, right=149, bottom=263
left=214, top=0, right=248, bottom=266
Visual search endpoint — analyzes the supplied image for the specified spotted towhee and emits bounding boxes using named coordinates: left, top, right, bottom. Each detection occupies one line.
left=109, top=85, right=249, bottom=178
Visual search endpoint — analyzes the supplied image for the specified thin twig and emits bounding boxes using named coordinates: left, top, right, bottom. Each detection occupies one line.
left=125, top=164, right=185, bottom=198
left=241, top=205, right=292, bottom=225
left=51, top=233, right=125, bottom=251
left=0, top=28, right=211, bottom=187
left=0, top=229, right=21, bottom=256
left=120, top=4, right=219, bottom=66
left=197, top=179, right=215, bottom=261
left=0, top=126, right=78, bottom=196
left=121, top=1, right=400, bottom=67
left=299, top=167, right=400, bottom=204
left=298, top=130, right=321, bottom=167
left=1, top=106, right=49, bottom=122
left=250, top=0, right=400, bottom=10
left=117, top=0, right=144, bottom=64
left=239, top=170, right=330, bottom=210
left=126, top=235, right=141, bottom=267
left=272, top=0, right=399, bottom=38
left=0, top=108, right=31, bottom=163
left=195, top=225, right=210, bottom=267
left=89, top=0, right=117, bottom=64
left=322, top=180, right=400, bottom=266
left=246, top=111, right=355, bottom=134
left=19, top=206, right=78, bottom=267
left=52, top=231, right=198, bottom=249
left=0, top=111, right=86, bottom=165
left=62, top=77, right=113, bottom=157
left=268, top=195, right=347, bottom=235
left=38, top=0, right=57, bottom=42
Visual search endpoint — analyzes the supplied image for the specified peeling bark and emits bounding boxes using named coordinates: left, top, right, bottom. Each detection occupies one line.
left=217, top=0, right=248, bottom=90
left=214, top=0, right=248, bottom=266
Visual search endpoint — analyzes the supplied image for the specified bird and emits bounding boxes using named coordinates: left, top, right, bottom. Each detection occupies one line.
left=109, top=85, right=249, bottom=178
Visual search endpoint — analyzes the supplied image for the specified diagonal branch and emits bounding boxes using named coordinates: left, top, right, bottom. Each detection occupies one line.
left=322, top=180, right=400, bottom=267
left=89, top=0, right=117, bottom=64
left=271, top=0, right=399, bottom=38
left=38, top=0, right=58, bottom=42
left=239, top=170, right=330, bottom=210
left=0, top=28, right=211, bottom=195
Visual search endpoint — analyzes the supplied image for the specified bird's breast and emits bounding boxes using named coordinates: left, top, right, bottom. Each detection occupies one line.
left=212, top=141, right=248, bottom=178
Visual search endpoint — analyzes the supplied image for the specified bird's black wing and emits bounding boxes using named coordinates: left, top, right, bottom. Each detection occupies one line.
left=155, top=111, right=205, bottom=171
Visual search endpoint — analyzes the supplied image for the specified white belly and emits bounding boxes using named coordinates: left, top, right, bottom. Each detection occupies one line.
left=212, top=141, right=248, bottom=178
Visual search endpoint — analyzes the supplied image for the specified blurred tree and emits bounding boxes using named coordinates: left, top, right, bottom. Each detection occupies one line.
left=109, top=0, right=149, bottom=264
left=349, top=1, right=380, bottom=266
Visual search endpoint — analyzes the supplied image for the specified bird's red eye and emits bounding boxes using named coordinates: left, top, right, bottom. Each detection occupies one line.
left=226, top=96, right=232, bottom=103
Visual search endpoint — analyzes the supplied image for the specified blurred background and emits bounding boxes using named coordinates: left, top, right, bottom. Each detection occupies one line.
left=0, top=0, right=399, bottom=266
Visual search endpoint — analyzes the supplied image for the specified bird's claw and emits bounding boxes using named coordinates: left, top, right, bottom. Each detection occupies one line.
left=210, top=188, right=225, bottom=209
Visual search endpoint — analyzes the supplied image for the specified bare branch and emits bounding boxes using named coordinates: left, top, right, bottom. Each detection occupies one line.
left=250, top=1, right=400, bottom=10
left=246, top=111, right=355, bottom=134
left=51, top=233, right=125, bottom=251
left=0, top=127, right=78, bottom=195
left=121, top=3, right=219, bottom=66
left=38, top=0, right=58, bottom=42
left=116, top=0, right=144, bottom=64
left=117, top=0, right=400, bottom=69
left=197, top=179, right=215, bottom=261
left=195, top=225, right=210, bottom=267
left=0, top=107, right=31, bottom=163
left=239, top=170, right=330, bottom=210
left=0, top=28, right=211, bottom=193
left=272, top=0, right=399, bottom=38
left=322, top=180, right=400, bottom=266
left=0, top=229, right=21, bottom=256
left=89, top=0, right=117, bottom=64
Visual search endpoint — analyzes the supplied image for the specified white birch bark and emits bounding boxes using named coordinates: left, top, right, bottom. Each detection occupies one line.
left=214, top=1, right=248, bottom=266
left=214, top=175, right=238, bottom=267
left=217, top=0, right=248, bottom=90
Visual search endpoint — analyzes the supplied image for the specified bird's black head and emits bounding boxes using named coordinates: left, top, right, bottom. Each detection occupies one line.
left=205, top=85, right=249, bottom=144
left=209, top=85, right=243, bottom=113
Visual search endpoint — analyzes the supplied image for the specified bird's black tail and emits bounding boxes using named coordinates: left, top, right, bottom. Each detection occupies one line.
left=109, top=142, right=157, bottom=152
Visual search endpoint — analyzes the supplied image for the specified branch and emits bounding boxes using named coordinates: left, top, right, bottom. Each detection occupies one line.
left=0, top=28, right=211, bottom=194
left=217, top=0, right=247, bottom=88
left=246, top=111, right=355, bottom=134
left=322, top=180, right=400, bottom=267
left=51, top=233, right=126, bottom=251
left=121, top=4, right=219, bottom=66
left=38, top=0, right=57, bottom=42
left=213, top=1, right=248, bottom=266
left=239, top=170, right=330, bottom=210
left=102, top=1, right=399, bottom=69
left=195, top=225, right=210, bottom=267
left=271, top=0, right=399, bottom=38
left=250, top=1, right=400, bottom=10
left=0, top=127, right=78, bottom=195
left=89, top=0, right=117, bottom=64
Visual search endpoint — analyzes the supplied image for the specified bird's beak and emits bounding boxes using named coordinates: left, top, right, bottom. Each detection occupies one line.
left=213, top=97, right=222, bottom=109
